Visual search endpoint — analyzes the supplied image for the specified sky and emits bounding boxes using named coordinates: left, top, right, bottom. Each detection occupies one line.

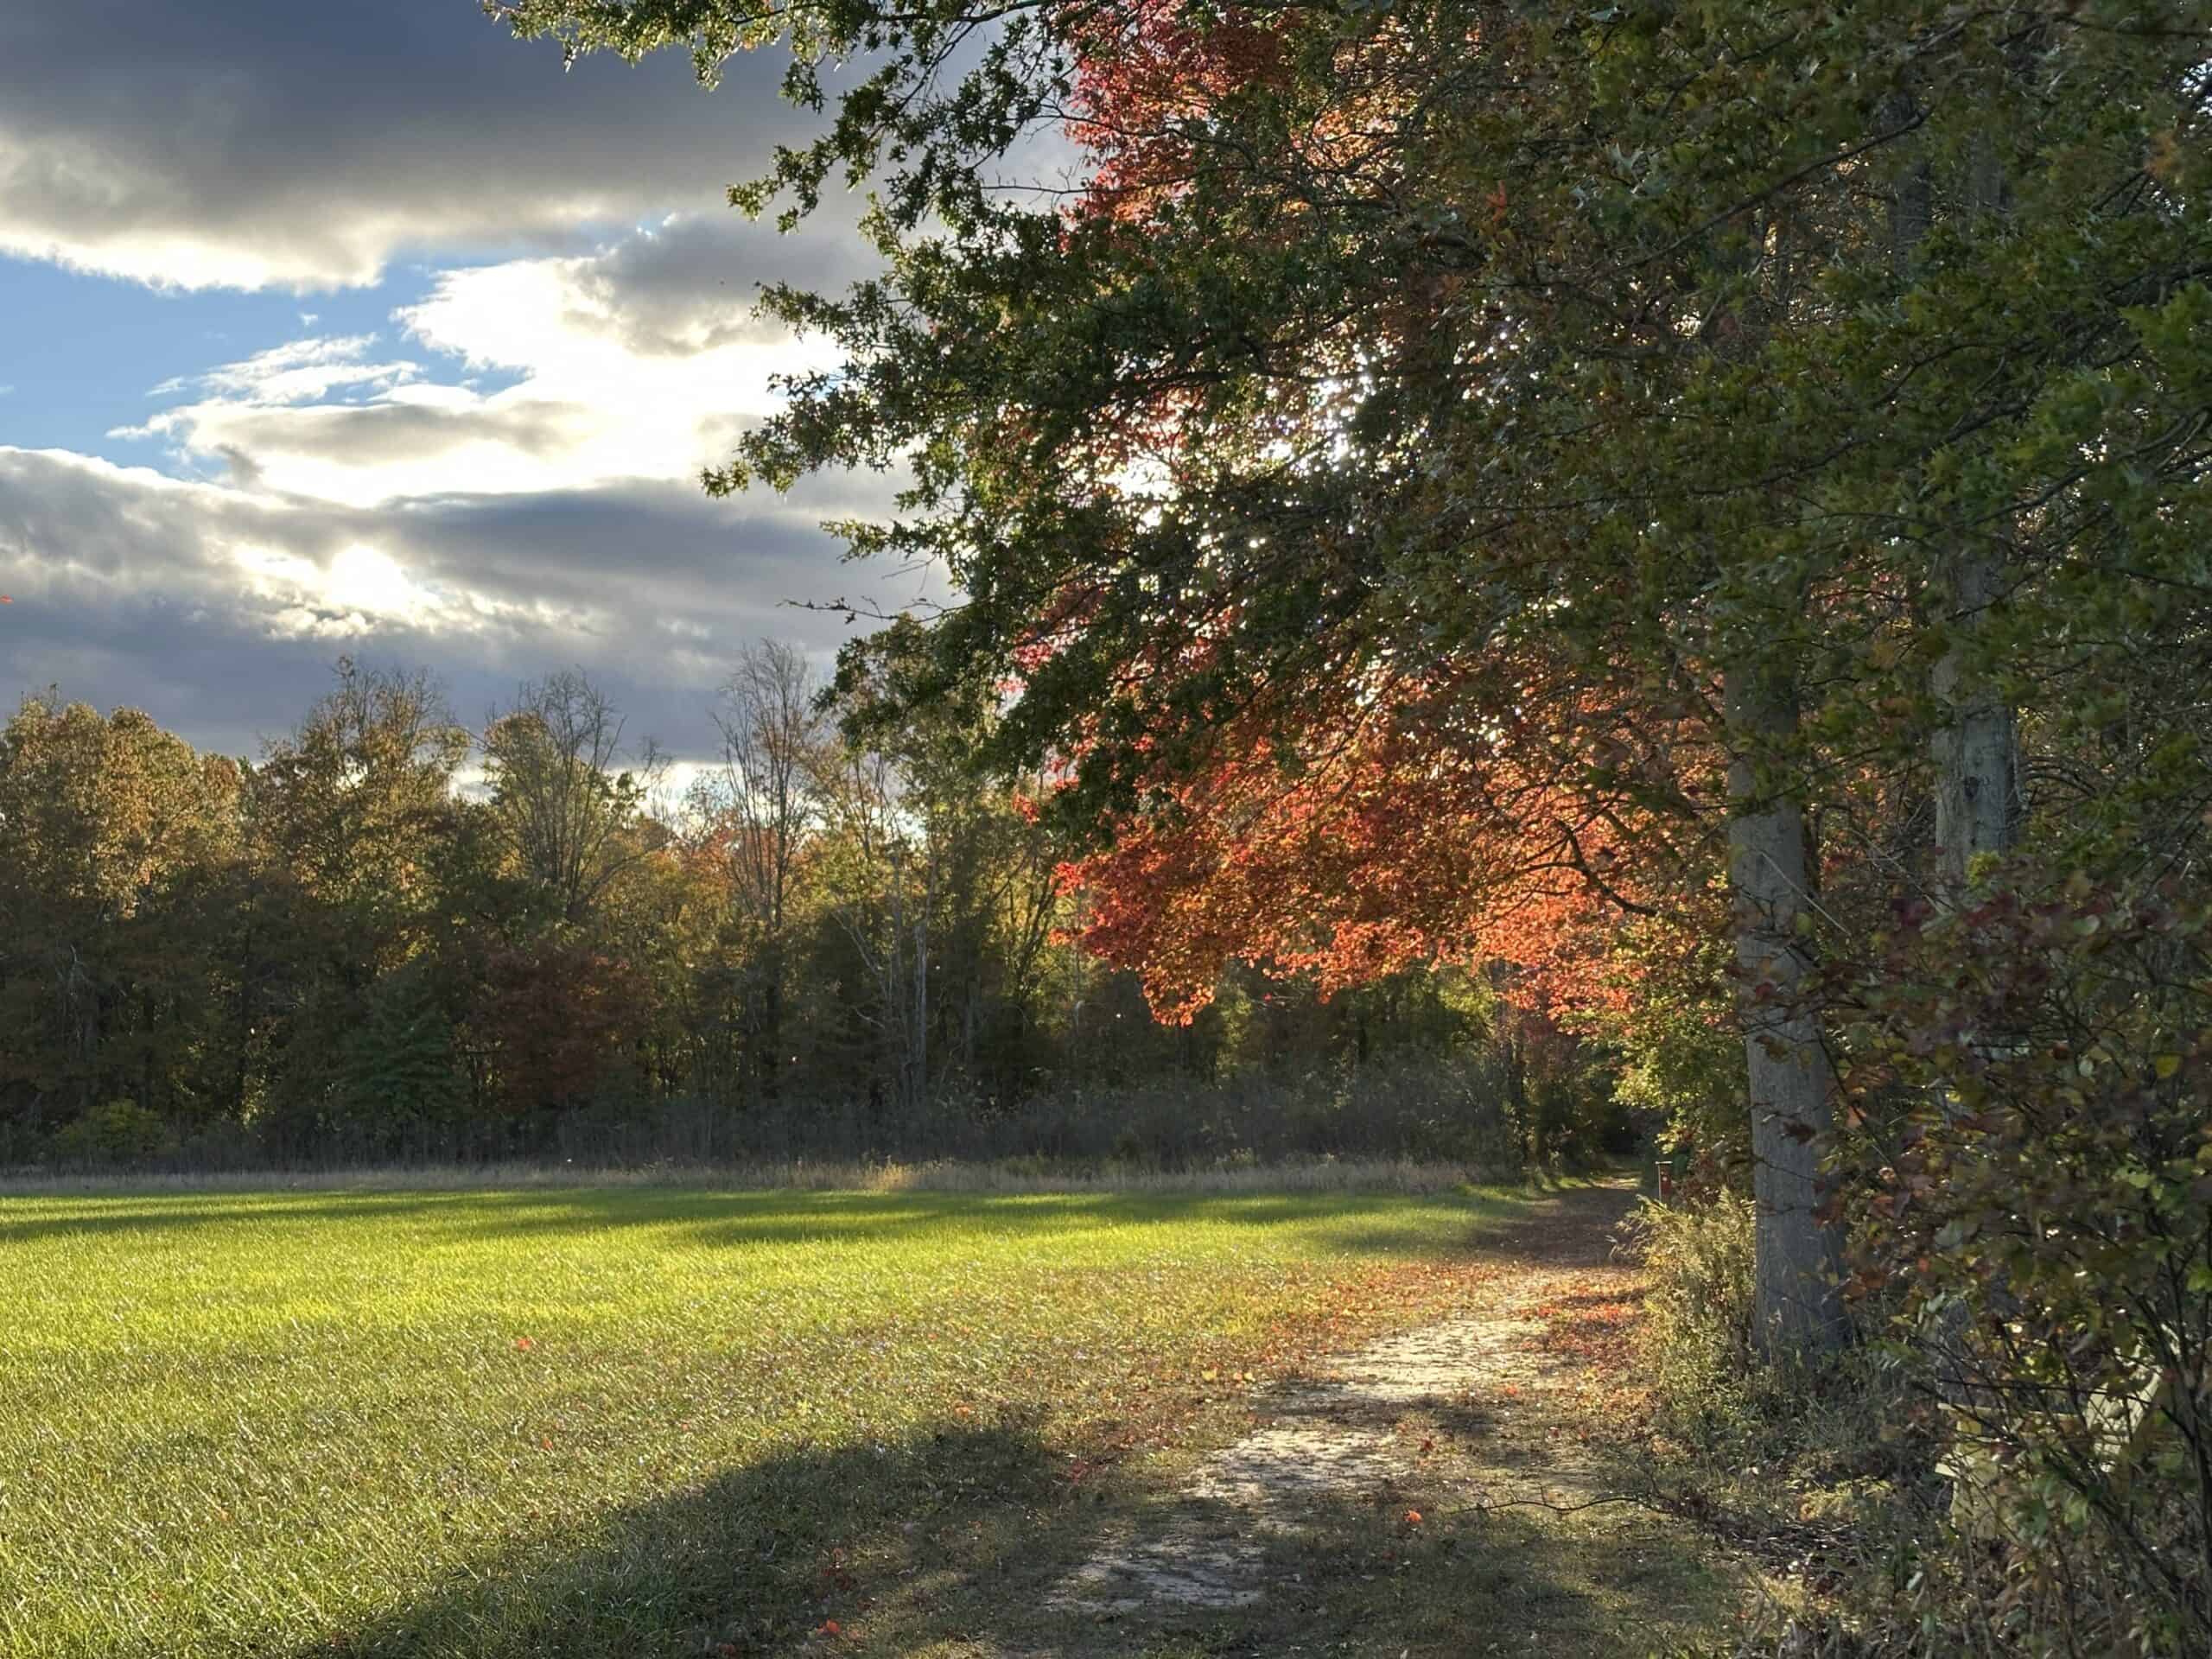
left=0, top=0, right=960, bottom=766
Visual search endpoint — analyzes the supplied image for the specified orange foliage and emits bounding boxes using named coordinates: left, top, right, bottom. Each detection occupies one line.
left=1062, top=671, right=1711, bottom=1022
left=1065, top=0, right=1295, bottom=222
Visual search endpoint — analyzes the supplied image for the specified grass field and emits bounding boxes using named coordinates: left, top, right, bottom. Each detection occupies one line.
left=0, top=1179, right=1734, bottom=1657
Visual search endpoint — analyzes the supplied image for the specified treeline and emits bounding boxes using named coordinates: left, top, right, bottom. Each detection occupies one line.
left=0, top=649, right=1618, bottom=1170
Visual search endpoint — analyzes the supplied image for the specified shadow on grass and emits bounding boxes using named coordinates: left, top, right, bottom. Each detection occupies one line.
left=270, top=1417, right=1071, bottom=1658
left=1045, top=1483, right=1734, bottom=1659
left=0, top=1189, right=496, bottom=1244
left=0, top=1185, right=1554, bottom=1258
left=267, top=1399, right=1732, bottom=1659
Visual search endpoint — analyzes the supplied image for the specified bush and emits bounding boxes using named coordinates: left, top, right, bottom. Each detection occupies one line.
left=1658, top=873, right=2212, bottom=1658
left=1620, top=1192, right=1771, bottom=1451
left=1836, top=874, right=2212, bottom=1655
left=48, top=1099, right=178, bottom=1166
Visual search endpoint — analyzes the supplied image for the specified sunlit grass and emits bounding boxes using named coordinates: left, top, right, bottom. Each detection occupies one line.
left=0, top=1182, right=1544, bottom=1657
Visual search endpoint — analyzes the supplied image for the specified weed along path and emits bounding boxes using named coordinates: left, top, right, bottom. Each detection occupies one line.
left=1010, top=1179, right=1731, bottom=1656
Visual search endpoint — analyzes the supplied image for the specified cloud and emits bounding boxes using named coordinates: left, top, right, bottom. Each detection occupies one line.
left=559, top=212, right=879, bottom=356
left=0, top=447, right=939, bottom=760
left=192, top=335, right=420, bottom=404
left=0, top=0, right=809, bottom=290
left=0, top=2, right=950, bottom=762
left=136, top=389, right=598, bottom=499
left=119, top=224, right=852, bottom=505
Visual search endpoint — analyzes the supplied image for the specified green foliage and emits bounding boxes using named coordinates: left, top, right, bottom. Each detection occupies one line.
left=1620, top=1194, right=1769, bottom=1451
left=336, top=963, right=467, bottom=1147
left=1586, top=917, right=1743, bottom=1161
left=45, top=1099, right=177, bottom=1167
left=1835, top=871, right=2212, bottom=1651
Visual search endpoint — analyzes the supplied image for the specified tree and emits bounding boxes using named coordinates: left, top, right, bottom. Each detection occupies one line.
left=807, top=712, right=935, bottom=1118
left=247, top=659, right=470, bottom=1145
left=483, top=669, right=666, bottom=926
left=251, top=658, right=468, bottom=943
left=0, top=694, right=241, bottom=1145
left=692, top=640, right=824, bottom=1102
left=499, top=0, right=2212, bottom=1355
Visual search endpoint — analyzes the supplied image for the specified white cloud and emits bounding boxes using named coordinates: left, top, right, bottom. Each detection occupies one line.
left=121, top=235, right=841, bottom=508
left=197, top=334, right=416, bottom=404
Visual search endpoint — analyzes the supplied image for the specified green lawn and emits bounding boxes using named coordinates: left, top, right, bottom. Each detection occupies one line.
left=0, top=1181, right=1733, bottom=1656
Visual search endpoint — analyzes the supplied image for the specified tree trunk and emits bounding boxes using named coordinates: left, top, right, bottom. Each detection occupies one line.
left=1726, top=661, right=1847, bottom=1355
left=1933, top=143, right=2018, bottom=899
left=1932, top=547, right=2016, bottom=898
left=909, top=844, right=934, bottom=1116
left=1890, top=96, right=2018, bottom=899
left=1921, top=139, right=2020, bottom=1414
left=760, top=953, right=783, bottom=1104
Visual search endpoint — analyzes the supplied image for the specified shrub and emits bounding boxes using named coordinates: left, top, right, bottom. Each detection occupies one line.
left=1620, top=1192, right=1767, bottom=1450
left=1837, top=873, right=2212, bottom=1654
left=48, top=1098, right=178, bottom=1166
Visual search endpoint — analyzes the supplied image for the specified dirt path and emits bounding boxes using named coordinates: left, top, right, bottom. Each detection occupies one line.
left=1052, top=1181, right=1643, bottom=1620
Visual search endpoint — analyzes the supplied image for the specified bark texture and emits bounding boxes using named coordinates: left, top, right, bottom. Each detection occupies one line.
left=1726, top=663, right=1847, bottom=1354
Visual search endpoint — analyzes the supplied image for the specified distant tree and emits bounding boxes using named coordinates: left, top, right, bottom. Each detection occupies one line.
left=246, top=659, right=469, bottom=1146
left=0, top=694, right=240, bottom=1144
left=251, top=658, right=467, bottom=943
left=692, top=641, right=824, bottom=1102
left=468, top=939, right=645, bottom=1128
left=483, top=669, right=667, bottom=926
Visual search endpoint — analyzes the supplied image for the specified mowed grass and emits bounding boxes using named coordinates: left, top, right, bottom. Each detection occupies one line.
left=0, top=1181, right=1738, bottom=1657
left=0, top=1184, right=1503, bottom=1655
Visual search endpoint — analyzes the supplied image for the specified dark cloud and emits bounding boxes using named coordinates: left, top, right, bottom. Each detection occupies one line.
left=0, top=0, right=817, bottom=289
left=0, top=449, right=939, bottom=760
left=563, top=212, right=881, bottom=354
left=393, top=474, right=914, bottom=631
left=190, top=399, right=588, bottom=470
